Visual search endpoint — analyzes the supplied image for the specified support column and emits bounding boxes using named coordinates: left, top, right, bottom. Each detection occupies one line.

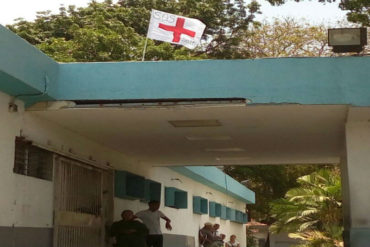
left=344, top=107, right=370, bottom=247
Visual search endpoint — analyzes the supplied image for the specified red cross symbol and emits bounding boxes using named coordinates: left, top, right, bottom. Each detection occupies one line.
left=159, top=17, right=196, bottom=43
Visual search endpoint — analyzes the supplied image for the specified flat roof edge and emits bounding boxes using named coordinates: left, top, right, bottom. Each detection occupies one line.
left=170, top=166, right=255, bottom=204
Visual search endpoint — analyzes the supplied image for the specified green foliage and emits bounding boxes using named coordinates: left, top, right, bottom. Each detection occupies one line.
left=244, top=18, right=332, bottom=57
left=223, top=164, right=329, bottom=224
left=270, top=169, right=343, bottom=247
left=341, top=0, right=370, bottom=27
left=8, top=1, right=352, bottom=61
left=246, top=227, right=259, bottom=247
left=267, top=0, right=369, bottom=26
left=7, top=0, right=261, bottom=62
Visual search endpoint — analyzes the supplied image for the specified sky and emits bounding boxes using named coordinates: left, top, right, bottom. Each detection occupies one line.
left=0, top=0, right=348, bottom=26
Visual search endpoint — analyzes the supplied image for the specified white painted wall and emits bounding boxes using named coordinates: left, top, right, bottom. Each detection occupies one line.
left=0, top=91, right=23, bottom=227
left=345, top=107, right=370, bottom=229
left=0, top=92, right=54, bottom=228
left=0, top=91, right=247, bottom=246
left=114, top=167, right=247, bottom=247
left=0, top=90, right=141, bottom=228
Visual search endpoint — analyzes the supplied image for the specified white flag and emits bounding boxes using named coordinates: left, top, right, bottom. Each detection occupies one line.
left=147, top=9, right=206, bottom=49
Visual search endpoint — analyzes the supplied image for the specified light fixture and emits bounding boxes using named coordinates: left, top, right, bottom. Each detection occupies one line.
left=185, top=135, right=232, bottom=141
left=215, top=157, right=251, bottom=161
left=215, top=156, right=251, bottom=164
left=169, top=119, right=222, bottom=127
left=205, top=148, right=245, bottom=152
left=328, top=28, right=367, bottom=53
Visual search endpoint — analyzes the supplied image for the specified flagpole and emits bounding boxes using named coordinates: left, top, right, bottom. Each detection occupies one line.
left=142, top=36, right=149, bottom=61
left=142, top=9, right=152, bottom=62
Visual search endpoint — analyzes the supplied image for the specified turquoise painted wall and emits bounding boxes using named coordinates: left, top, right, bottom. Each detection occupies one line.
left=0, top=25, right=58, bottom=105
left=1, top=25, right=370, bottom=107
left=56, top=57, right=370, bottom=106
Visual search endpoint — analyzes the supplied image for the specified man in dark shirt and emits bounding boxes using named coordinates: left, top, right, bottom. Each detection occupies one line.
left=199, top=222, right=218, bottom=247
left=111, top=210, right=149, bottom=247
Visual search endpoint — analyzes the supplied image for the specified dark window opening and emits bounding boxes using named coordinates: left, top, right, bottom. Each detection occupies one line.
left=14, top=137, right=53, bottom=181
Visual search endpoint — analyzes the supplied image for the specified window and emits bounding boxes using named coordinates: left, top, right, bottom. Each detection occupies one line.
left=165, top=187, right=187, bottom=209
left=143, top=179, right=162, bottom=202
left=226, top=207, right=231, bottom=220
left=14, top=137, right=53, bottom=181
left=236, top=210, right=244, bottom=223
left=221, top=205, right=227, bottom=220
left=215, top=203, right=221, bottom=217
left=243, top=213, right=248, bottom=223
left=193, top=196, right=208, bottom=214
left=209, top=201, right=222, bottom=217
left=115, top=170, right=146, bottom=199
left=229, top=208, right=236, bottom=222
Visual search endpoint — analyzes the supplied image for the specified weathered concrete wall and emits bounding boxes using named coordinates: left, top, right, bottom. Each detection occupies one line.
left=345, top=107, right=370, bottom=247
left=0, top=91, right=54, bottom=229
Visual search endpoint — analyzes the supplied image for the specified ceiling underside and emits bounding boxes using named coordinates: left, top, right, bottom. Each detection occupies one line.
left=28, top=104, right=348, bottom=166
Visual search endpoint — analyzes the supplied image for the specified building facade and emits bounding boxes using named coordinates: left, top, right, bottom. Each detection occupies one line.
left=0, top=90, right=253, bottom=247
left=1, top=24, right=370, bottom=247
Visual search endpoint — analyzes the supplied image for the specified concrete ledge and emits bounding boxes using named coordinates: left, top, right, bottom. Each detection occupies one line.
left=56, top=57, right=370, bottom=106
left=171, top=166, right=255, bottom=204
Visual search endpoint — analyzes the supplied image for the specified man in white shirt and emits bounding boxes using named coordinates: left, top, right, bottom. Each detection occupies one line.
left=136, top=200, right=172, bottom=247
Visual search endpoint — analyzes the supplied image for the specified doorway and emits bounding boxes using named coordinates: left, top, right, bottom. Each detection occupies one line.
left=53, top=155, right=113, bottom=247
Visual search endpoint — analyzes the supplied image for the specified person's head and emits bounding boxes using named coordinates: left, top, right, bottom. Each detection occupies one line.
left=148, top=200, right=160, bottom=211
left=121, top=210, right=134, bottom=221
left=230, top=235, right=237, bottom=242
left=213, top=224, right=220, bottom=230
left=204, top=222, right=213, bottom=230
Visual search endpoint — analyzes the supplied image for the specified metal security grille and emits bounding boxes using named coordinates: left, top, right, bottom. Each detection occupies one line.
left=54, top=156, right=106, bottom=247
left=14, top=137, right=53, bottom=180
left=55, top=226, right=101, bottom=247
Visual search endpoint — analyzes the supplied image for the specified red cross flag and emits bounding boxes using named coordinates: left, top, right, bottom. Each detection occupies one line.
left=147, top=9, right=206, bottom=49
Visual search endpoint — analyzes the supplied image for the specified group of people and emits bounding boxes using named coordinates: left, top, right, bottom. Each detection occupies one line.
left=110, top=200, right=240, bottom=247
left=110, top=200, right=172, bottom=247
left=199, top=223, right=240, bottom=247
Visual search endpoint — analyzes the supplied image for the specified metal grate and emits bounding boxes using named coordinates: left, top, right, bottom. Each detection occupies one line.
left=54, top=157, right=106, bottom=247
left=56, top=158, right=102, bottom=216
left=55, top=226, right=101, bottom=247
left=14, top=137, right=53, bottom=181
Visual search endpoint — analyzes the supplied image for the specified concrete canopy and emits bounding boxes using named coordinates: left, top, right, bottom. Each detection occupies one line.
left=28, top=104, right=347, bottom=166
left=0, top=27, right=370, bottom=166
left=1, top=24, right=369, bottom=166
left=3, top=24, right=370, bottom=247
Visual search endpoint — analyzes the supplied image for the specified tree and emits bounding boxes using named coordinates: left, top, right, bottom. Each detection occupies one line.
left=267, top=0, right=369, bottom=27
left=270, top=169, right=343, bottom=247
left=223, top=164, right=328, bottom=224
left=243, top=18, right=332, bottom=58
left=342, top=0, right=370, bottom=27
left=7, top=0, right=261, bottom=62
